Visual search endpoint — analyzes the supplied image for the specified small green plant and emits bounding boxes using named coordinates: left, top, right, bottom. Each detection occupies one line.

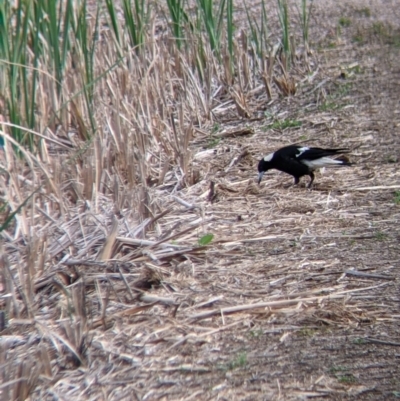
left=352, top=337, right=366, bottom=344
left=387, top=155, right=398, bottom=163
left=375, top=232, right=388, bottom=241
left=207, top=136, right=221, bottom=148
left=393, top=34, right=400, bottom=48
left=198, top=233, right=214, bottom=246
left=353, top=32, right=364, bottom=43
left=394, top=191, right=400, bottom=205
left=228, top=352, right=247, bottom=369
left=319, top=83, right=352, bottom=111
left=217, top=352, right=248, bottom=372
left=337, top=374, right=357, bottom=384
left=338, top=17, right=351, bottom=27
left=330, top=365, right=348, bottom=373
left=337, top=82, right=352, bottom=96
left=266, top=119, right=302, bottom=130
left=249, top=329, right=264, bottom=338
left=211, top=123, right=220, bottom=134
left=356, top=7, right=371, bottom=17
left=207, top=124, right=221, bottom=148
left=371, top=21, right=400, bottom=47
left=320, top=101, right=340, bottom=111
left=372, top=21, right=386, bottom=36
left=298, top=327, right=316, bottom=337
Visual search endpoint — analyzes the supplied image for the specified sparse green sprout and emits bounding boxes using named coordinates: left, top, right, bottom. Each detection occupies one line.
left=337, top=374, right=357, bottom=384
left=330, top=365, right=348, bottom=373
left=198, top=233, right=214, bottom=246
left=374, top=232, right=388, bottom=241
left=338, top=17, right=351, bottom=27
left=337, top=82, right=352, bottom=96
left=320, top=101, right=340, bottom=111
left=319, top=82, right=352, bottom=111
left=298, top=328, right=315, bottom=337
left=394, top=191, right=400, bottom=205
left=392, top=34, right=400, bottom=48
left=372, top=21, right=386, bottom=36
left=249, top=329, right=264, bottom=338
left=217, top=352, right=248, bottom=372
left=207, top=137, right=221, bottom=148
left=353, top=29, right=364, bottom=43
left=211, top=123, right=220, bottom=134
left=357, top=7, right=371, bottom=18
left=370, top=21, right=400, bottom=47
left=267, top=119, right=302, bottom=130
left=353, top=337, right=366, bottom=344
left=228, top=352, right=247, bottom=369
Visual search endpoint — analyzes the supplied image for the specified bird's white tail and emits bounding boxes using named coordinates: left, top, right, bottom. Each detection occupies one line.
left=302, top=157, right=345, bottom=169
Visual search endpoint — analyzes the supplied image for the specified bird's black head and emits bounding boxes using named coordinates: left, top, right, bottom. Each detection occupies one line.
left=257, top=157, right=272, bottom=184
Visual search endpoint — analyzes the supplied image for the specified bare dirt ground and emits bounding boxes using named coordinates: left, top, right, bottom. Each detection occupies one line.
left=2, top=1, right=400, bottom=400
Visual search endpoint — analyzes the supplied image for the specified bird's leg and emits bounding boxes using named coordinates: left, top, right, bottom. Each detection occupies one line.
left=307, top=172, right=315, bottom=188
left=293, top=177, right=300, bottom=185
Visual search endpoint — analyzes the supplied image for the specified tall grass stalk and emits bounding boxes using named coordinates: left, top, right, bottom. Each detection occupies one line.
left=106, top=0, right=148, bottom=53
left=73, top=0, right=100, bottom=136
left=0, top=1, right=34, bottom=147
left=104, top=0, right=122, bottom=50
left=299, top=0, right=313, bottom=51
left=277, top=0, right=291, bottom=68
left=122, top=0, right=149, bottom=52
left=197, top=0, right=226, bottom=60
left=244, top=0, right=269, bottom=59
left=37, top=0, right=73, bottom=96
left=166, top=0, right=187, bottom=50
left=226, top=0, right=234, bottom=61
left=0, top=0, right=75, bottom=149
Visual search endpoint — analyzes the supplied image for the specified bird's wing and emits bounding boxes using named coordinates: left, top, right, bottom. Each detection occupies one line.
left=296, top=147, right=349, bottom=161
left=275, top=145, right=304, bottom=160
left=276, top=154, right=310, bottom=176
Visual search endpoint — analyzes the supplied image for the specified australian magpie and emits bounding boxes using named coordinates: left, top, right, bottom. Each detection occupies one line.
left=258, top=145, right=351, bottom=188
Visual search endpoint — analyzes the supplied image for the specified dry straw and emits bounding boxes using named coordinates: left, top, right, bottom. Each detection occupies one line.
left=1, top=0, right=399, bottom=399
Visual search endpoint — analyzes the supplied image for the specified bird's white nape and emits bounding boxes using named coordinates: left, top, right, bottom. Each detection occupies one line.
left=263, top=153, right=274, bottom=162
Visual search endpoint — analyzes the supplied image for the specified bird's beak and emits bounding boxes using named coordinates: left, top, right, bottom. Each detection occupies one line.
left=257, top=171, right=264, bottom=185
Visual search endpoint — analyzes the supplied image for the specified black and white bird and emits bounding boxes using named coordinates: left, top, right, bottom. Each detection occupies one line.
left=258, top=145, right=352, bottom=188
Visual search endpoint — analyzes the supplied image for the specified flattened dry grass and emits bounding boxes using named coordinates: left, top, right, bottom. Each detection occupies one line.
left=1, top=1, right=400, bottom=400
